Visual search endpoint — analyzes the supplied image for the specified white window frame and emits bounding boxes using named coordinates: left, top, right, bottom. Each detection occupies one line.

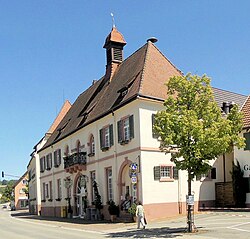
left=104, top=127, right=110, bottom=148
left=107, top=168, right=113, bottom=201
left=123, top=117, right=130, bottom=141
left=57, top=179, right=62, bottom=199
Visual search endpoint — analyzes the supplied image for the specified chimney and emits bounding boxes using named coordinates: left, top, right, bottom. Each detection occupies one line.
left=103, top=26, right=126, bottom=81
left=222, top=102, right=235, bottom=114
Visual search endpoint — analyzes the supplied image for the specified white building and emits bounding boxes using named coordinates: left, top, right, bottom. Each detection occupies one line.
left=37, top=27, right=250, bottom=221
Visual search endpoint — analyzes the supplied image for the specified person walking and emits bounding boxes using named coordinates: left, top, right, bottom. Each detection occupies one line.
left=136, top=201, right=146, bottom=229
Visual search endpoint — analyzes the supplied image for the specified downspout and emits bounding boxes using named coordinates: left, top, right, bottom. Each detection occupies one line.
left=51, top=145, right=56, bottom=217
left=178, top=168, right=182, bottom=214
left=112, top=110, right=118, bottom=203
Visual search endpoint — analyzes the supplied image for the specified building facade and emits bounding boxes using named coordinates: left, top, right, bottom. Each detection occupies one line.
left=13, top=172, right=28, bottom=210
left=37, top=27, right=250, bottom=221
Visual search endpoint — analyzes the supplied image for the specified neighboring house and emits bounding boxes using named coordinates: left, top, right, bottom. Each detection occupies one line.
left=27, top=100, right=71, bottom=215
left=37, top=26, right=250, bottom=221
left=13, top=172, right=28, bottom=210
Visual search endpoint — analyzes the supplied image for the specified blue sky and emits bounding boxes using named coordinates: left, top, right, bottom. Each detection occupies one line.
left=0, top=0, right=249, bottom=179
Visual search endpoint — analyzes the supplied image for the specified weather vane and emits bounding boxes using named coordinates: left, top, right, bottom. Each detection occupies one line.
left=111, top=13, right=115, bottom=27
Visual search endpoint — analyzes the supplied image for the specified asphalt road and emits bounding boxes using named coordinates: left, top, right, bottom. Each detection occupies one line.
left=1, top=207, right=250, bottom=238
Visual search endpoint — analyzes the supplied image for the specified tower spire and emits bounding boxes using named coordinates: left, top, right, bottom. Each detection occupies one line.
left=103, top=25, right=126, bottom=82
left=111, top=13, right=115, bottom=28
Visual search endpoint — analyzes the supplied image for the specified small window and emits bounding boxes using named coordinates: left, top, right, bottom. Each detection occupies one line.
left=45, top=184, right=49, bottom=198
left=46, top=153, right=52, bottom=170
left=54, top=149, right=61, bottom=168
left=154, top=165, right=178, bottom=181
left=152, top=114, right=158, bottom=138
left=107, top=168, right=113, bottom=201
left=40, top=157, right=45, bottom=172
left=89, top=134, right=95, bottom=156
left=100, top=124, right=113, bottom=151
left=243, top=132, right=250, bottom=150
left=196, top=168, right=216, bottom=181
left=57, top=179, right=62, bottom=199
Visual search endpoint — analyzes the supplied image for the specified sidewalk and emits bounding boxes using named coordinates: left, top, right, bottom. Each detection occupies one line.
left=10, top=210, right=188, bottom=234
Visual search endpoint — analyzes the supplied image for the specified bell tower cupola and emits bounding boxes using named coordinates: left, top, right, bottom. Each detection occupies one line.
left=103, top=26, right=126, bottom=81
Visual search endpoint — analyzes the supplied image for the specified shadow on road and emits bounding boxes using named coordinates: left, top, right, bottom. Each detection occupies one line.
left=106, top=227, right=190, bottom=238
left=10, top=211, right=115, bottom=225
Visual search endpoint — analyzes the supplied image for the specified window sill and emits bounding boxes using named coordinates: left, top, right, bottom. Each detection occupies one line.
left=41, top=199, right=46, bottom=202
left=48, top=199, right=53, bottom=202
left=160, top=178, right=174, bottom=182
left=101, top=146, right=110, bottom=152
left=120, top=140, right=130, bottom=145
left=55, top=198, right=61, bottom=201
left=88, top=153, right=95, bottom=157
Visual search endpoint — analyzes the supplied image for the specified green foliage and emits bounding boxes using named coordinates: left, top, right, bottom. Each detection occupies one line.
left=1, top=182, right=14, bottom=203
left=154, top=74, right=245, bottom=180
left=231, top=160, right=247, bottom=207
left=92, top=180, right=103, bottom=210
left=128, top=203, right=137, bottom=216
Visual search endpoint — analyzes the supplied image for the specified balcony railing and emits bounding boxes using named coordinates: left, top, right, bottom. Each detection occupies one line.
left=64, top=152, right=87, bottom=170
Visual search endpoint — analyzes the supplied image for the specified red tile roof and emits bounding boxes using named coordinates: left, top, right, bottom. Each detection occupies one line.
left=40, top=29, right=248, bottom=151
left=103, top=26, right=126, bottom=48
left=241, top=96, right=250, bottom=129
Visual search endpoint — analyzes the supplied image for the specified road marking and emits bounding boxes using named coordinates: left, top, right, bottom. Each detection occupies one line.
left=227, top=222, right=250, bottom=233
left=11, top=214, right=104, bottom=235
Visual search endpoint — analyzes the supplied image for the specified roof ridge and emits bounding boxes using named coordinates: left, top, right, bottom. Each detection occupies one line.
left=212, top=86, right=247, bottom=97
left=139, top=43, right=150, bottom=93
left=240, top=95, right=250, bottom=112
left=47, top=100, right=71, bottom=134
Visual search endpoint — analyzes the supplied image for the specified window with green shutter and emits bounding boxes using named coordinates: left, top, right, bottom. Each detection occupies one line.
left=243, top=132, right=250, bottom=150
left=152, top=114, right=158, bottom=138
left=99, top=124, right=113, bottom=151
left=154, top=165, right=178, bottom=181
left=117, top=115, right=134, bottom=145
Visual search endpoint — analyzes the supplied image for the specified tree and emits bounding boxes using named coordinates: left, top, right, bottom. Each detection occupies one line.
left=1, top=182, right=15, bottom=203
left=153, top=74, right=245, bottom=232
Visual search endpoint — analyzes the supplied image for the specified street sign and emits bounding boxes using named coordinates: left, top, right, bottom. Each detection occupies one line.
left=186, top=195, right=194, bottom=205
left=131, top=176, right=137, bottom=184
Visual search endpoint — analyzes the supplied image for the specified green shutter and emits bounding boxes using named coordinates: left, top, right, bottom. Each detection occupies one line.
left=109, top=124, right=114, bottom=146
left=244, top=133, right=250, bottom=150
left=129, top=115, right=134, bottom=139
left=54, top=151, right=57, bottom=167
left=117, top=120, right=122, bottom=143
left=58, top=149, right=61, bottom=165
left=211, top=168, right=216, bottom=179
left=154, top=166, right=161, bottom=180
left=99, top=128, right=104, bottom=149
left=173, top=167, right=179, bottom=179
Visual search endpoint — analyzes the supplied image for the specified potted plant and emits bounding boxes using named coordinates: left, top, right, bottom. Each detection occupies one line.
left=107, top=200, right=119, bottom=222
left=128, top=203, right=137, bottom=222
